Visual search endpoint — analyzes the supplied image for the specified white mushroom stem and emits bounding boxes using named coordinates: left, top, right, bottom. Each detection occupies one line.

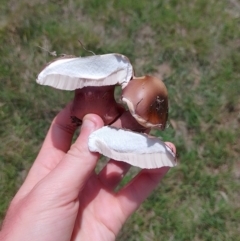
left=88, top=126, right=176, bottom=169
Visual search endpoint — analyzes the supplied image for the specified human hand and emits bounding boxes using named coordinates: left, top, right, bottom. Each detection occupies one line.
left=0, top=103, right=176, bottom=241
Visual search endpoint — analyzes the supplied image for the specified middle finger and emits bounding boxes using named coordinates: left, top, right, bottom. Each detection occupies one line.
left=98, top=159, right=131, bottom=191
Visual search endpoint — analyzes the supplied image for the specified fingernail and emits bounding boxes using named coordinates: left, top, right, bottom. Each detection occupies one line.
left=81, top=117, right=96, bottom=131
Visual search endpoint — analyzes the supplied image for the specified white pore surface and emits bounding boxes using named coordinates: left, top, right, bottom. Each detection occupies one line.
left=88, top=126, right=176, bottom=169
left=37, top=53, right=133, bottom=90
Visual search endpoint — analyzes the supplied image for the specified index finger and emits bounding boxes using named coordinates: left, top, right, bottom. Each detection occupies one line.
left=16, top=102, right=77, bottom=197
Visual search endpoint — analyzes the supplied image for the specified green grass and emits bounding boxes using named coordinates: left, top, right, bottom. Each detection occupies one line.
left=1, top=0, right=240, bottom=240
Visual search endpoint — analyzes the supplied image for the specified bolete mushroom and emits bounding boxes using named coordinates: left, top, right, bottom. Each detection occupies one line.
left=37, top=53, right=176, bottom=169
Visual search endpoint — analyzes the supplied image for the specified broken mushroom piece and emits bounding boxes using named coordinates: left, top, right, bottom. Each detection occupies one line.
left=37, top=53, right=133, bottom=90
left=89, top=126, right=176, bottom=169
left=122, top=75, right=168, bottom=130
left=37, top=53, right=133, bottom=125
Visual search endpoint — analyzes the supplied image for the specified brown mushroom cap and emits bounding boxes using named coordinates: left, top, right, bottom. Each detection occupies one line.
left=122, top=75, right=168, bottom=130
left=72, top=86, right=125, bottom=125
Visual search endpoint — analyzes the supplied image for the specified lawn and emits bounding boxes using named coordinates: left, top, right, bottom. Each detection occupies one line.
left=0, top=0, right=240, bottom=240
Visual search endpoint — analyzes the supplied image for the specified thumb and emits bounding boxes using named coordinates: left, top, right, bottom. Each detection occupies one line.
left=41, top=114, right=104, bottom=196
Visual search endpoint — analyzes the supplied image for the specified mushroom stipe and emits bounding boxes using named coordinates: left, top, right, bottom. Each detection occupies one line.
left=37, top=53, right=176, bottom=169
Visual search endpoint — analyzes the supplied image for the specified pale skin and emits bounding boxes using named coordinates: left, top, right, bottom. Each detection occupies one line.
left=0, top=103, right=176, bottom=241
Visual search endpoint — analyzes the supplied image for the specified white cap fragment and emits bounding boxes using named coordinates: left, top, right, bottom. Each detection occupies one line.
left=88, top=126, right=176, bottom=169
left=37, top=53, right=133, bottom=90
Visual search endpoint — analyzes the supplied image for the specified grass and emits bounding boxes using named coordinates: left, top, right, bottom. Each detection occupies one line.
left=0, top=0, right=240, bottom=240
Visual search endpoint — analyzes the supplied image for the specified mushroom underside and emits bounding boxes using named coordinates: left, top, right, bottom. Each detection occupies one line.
left=37, top=54, right=133, bottom=90
left=88, top=126, right=176, bottom=169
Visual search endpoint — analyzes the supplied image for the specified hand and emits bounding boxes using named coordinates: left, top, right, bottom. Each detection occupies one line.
left=0, top=103, right=176, bottom=241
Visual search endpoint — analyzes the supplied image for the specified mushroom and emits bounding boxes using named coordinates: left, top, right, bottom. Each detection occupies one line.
left=37, top=54, right=132, bottom=125
left=122, top=75, right=168, bottom=130
left=37, top=53, right=176, bottom=169
left=88, top=126, right=176, bottom=169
